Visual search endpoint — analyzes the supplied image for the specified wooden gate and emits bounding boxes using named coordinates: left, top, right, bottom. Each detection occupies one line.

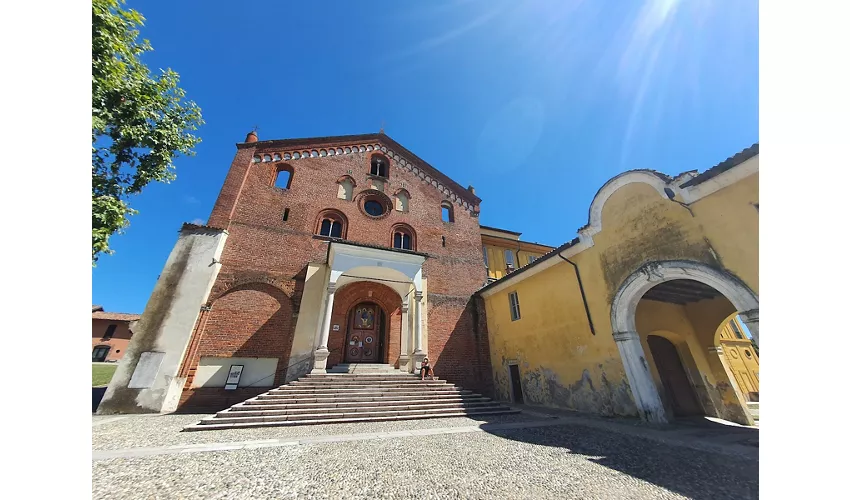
left=344, top=302, right=382, bottom=363
left=647, top=335, right=702, bottom=416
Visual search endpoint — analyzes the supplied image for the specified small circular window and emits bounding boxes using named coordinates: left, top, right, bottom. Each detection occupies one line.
left=744, top=349, right=752, bottom=359
left=364, top=200, right=385, bottom=217
left=357, top=190, right=393, bottom=219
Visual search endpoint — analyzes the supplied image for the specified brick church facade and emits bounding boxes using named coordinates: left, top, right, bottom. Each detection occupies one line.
left=98, top=131, right=506, bottom=414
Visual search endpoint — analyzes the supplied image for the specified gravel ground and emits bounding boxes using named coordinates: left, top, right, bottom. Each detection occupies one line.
left=92, top=423, right=758, bottom=499
left=92, top=412, right=543, bottom=450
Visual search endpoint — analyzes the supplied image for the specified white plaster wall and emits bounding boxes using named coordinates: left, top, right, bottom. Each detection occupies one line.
left=284, top=263, right=328, bottom=382
left=192, top=357, right=279, bottom=388
left=97, top=226, right=228, bottom=414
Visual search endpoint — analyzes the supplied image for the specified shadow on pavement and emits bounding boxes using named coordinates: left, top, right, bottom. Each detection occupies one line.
left=468, top=410, right=758, bottom=500
left=92, top=387, right=107, bottom=413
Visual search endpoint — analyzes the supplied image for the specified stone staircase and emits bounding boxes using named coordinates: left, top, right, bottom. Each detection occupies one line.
left=747, top=401, right=759, bottom=424
left=183, top=363, right=518, bottom=431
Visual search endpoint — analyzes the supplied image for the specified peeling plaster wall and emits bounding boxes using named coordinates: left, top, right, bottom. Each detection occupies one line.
left=594, top=183, right=721, bottom=302
left=97, top=226, right=228, bottom=414
left=484, top=262, right=637, bottom=417
left=482, top=172, right=758, bottom=421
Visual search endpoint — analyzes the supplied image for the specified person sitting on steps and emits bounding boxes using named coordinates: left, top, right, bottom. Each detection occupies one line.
left=420, top=357, right=436, bottom=380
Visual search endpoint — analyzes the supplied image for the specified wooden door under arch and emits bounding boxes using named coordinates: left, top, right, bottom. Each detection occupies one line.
left=345, top=302, right=383, bottom=363
left=647, top=335, right=702, bottom=417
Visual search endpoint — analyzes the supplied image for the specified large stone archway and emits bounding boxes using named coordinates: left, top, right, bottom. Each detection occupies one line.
left=610, top=260, right=759, bottom=423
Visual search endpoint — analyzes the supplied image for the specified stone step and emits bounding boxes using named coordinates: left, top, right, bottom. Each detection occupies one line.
left=272, top=386, right=455, bottom=393
left=255, top=393, right=473, bottom=403
left=331, top=364, right=395, bottom=368
left=269, top=385, right=465, bottom=393
left=747, top=401, right=759, bottom=420
left=292, top=379, right=446, bottom=386
left=217, top=401, right=503, bottom=418
left=186, top=364, right=518, bottom=430
left=327, top=363, right=401, bottom=373
left=258, top=389, right=471, bottom=399
left=303, top=378, right=421, bottom=382
left=227, top=397, right=493, bottom=412
left=184, top=408, right=521, bottom=431
left=246, top=393, right=480, bottom=405
left=196, top=406, right=518, bottom=426
left=287, top=384, right=450, bottom=390
left=229, top=396, right=493, bottom=412
left=305, top=373, right=419, bottom=379
left=326, top=366, right=402, bottom=370
left=266, top=389, right=460, bottom=396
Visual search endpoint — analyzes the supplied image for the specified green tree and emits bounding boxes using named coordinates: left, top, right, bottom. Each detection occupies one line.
left=92, top=0, right=203, bottom=264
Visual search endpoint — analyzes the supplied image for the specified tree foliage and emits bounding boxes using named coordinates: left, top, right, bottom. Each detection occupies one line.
left=92, top=0, right=203, bottom=264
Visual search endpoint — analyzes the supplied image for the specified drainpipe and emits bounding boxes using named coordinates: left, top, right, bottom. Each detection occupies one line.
left=664, top=188, right=695, bottom=217
left=556, top=251, right=596, bottom=336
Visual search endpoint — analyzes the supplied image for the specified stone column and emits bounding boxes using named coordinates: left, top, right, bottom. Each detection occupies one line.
left=412, top=291, right=426, bottom=369
left=399, top=296, right=411, bottom=372
left=739, top=308, right=759, bottom=347
left=311, top=282, right=336, bottom=374
left=613, top=331, right=667, bottom=423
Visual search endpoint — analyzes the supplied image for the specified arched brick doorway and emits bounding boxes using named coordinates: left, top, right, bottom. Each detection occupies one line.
left=327, top=281, right=403, bottom=369
left=344, top=301, right=387, bottom=363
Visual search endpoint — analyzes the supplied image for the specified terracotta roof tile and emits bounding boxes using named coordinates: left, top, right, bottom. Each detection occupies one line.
left=92, top=311, right=141, bottom=322
left=679, top=143, right=759, bottom=188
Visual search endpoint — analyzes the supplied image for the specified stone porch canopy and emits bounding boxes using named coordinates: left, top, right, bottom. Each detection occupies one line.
left=327, top=239, right=426, bottom=297
left=312, top=239, right=428, bottom=373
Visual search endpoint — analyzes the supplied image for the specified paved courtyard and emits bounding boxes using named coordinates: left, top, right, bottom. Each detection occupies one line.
left=92, top=410, right=758, bottom=499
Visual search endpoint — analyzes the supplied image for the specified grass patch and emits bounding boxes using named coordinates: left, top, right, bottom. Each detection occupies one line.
left=92, top=364, right=117, bottom=387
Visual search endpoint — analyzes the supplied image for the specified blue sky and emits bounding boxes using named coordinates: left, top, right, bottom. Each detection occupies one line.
left=92, top=0, right=759, bottom=314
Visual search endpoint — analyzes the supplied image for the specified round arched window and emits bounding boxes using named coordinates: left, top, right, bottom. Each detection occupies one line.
left=364, top=200, right=385, bottom=217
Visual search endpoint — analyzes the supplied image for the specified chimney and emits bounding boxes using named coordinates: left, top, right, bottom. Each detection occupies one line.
left=468, top=185, right=476, bottom=195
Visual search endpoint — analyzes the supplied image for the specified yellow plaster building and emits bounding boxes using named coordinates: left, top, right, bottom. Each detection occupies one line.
left=477, top=144, right=759, bottom=425
left=480, top=226, right=554, bottom=282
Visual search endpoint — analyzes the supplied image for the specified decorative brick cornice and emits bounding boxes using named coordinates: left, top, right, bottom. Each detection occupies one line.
left=242, top=133, right=481, bottom=214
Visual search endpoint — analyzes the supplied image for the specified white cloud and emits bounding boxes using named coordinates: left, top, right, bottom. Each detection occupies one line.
left=190, top=218, right=205, bottom=225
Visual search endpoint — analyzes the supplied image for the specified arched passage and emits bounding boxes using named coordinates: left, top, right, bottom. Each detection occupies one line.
left=714, top=312, right=760, bottom=416
left=611, top=260, right=759, bottom=424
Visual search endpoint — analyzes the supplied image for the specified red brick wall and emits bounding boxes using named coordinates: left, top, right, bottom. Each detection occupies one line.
left=91, top=319, right=133, bottom=362
left=180, top=283, right=295, bottom=393
left=428, top=294, right=494, bottom=396
left=178, top=136, right=495, bottom=409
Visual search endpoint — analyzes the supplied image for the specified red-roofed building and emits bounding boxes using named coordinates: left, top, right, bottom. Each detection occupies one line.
left=92, top=305, right=140, bottom=362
